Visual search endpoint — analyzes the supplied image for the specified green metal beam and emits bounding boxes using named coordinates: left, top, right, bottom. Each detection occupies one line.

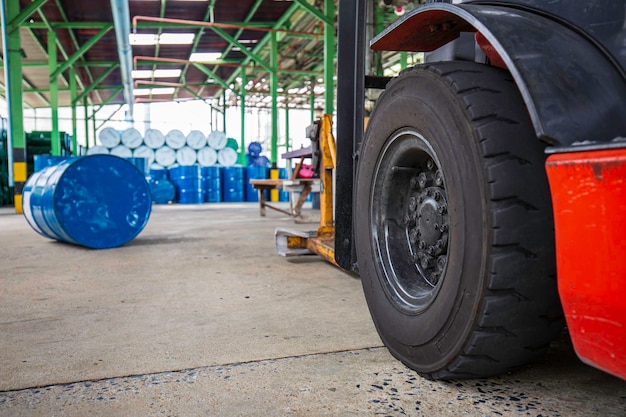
left=94, top=86, right=124, bottom=113
left=293, top=0, right=333, bottom=25
left=204, top=0, right=264, bottom=99
left=70, top=67, right=77, bottom=155
left=53, top=0, right=103, bottom=104
left=51, top=24, right=113, bottom=79
left=48, top=30, right=60, bottom=156
left=73, top=64, right=118, bottom=104
left=174, top=5, right=213, bottom=100
left=7, top=0, right=48, bottom=33
left=1, top=0, right=25, bottom=201
left=24, top=21, right=275, bottom=29
left=192, top=63, right=234, bottom=92
left=270, top=31, right=279, bottom=164
left=215, top=3, right=301, bottom=100
left=211, top=27, right=272, bottom=72
left=240, top=70, right=246, bottom=164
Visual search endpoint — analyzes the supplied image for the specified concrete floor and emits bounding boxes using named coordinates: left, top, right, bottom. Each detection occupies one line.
left=1, top=203, right=625, bottom=416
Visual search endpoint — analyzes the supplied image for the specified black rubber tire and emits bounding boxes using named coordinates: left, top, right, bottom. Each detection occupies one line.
left=355, top=61, right=564, bottom=379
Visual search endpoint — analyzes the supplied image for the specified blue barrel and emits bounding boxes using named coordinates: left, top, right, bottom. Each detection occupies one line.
left=245, top=165, right=268, bottom=202
left=149, top=167, right=168, bottom=181
left=279, top=168, right=289, bottom=202
left=222, top=165, right=244, bottom=202
left=126, top=157, right=150, bottom=177
left=169, top=165, right=204, bottom=204
left=201, top=166, right=222, bottom=203
left=22, top=154, right=152, bottom=249
left=149, top=179, right=176, bottom=204
left=247, top=141, right=263, bottom=157
left=33, top=155, right=74, bottom=173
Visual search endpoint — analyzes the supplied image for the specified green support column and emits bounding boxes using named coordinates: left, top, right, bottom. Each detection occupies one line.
left=70, top=67, right=77, bottom=155
left=48, top=30, right=60, bottom=155
left=1, top=0, right=26, bottom=213
left=285, top=104, right=290, bottom=152
left=270, top=31, right=278, bottom=164
left=84, top=98, right=90, bottom=148
left=400, top=52, right=408, bottom=70
left=323, top=0, right=335, bottom=115
left=310, top=84, right=315, bottom=122
left=222, top=90, right=227, bottom=133
left=239, top=71, right=246, bottom=164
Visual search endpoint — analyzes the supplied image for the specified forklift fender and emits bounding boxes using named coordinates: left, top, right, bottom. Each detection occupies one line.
left=371, top=3, right=626, bottom=146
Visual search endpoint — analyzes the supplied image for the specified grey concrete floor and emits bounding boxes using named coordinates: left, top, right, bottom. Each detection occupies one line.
left=1, top=203, right=625, bottom=416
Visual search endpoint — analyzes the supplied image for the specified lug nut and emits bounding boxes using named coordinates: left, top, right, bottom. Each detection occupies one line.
left=408, top=196, right=417, bottom=211
left=418, top=173, right=428, bottom=188
left=437, top=256, right=447, bottom=270
left=438, top=204, right=447, bottom=214
left=427, top=160, right=434, bottom=170
left=435, top=170, right=443, bottom=186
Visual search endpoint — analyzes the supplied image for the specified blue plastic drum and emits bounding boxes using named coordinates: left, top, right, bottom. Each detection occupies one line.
left=22, top=154, right=152, bottom=249
left=201, top=166, right=222, bottom=203
left=33, top=155, right=74, bottom=173
left=222, top=166, right=244, bottom=202
left=245, top=165, right=268, bottom=202
left=279, top=167, right=289, bottom=202
left=149, top=179, right=176, bottom=204
left=169, top=165, right=204, bottom=204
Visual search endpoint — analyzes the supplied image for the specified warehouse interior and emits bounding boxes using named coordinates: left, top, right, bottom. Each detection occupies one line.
left=2, top=0, right=626, bottom=415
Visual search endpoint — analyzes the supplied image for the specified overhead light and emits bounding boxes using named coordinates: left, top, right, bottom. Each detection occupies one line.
left=129, top=33, right=159, bottom=45
left=132, top=69, right=182, bottom=78
left=133, top=88, right=176, bottom=96
left=129, top=32, right=195, bottom=46
left=159, top=33, right=195, bottom=44
left=189, top=52, right=223, bottom=62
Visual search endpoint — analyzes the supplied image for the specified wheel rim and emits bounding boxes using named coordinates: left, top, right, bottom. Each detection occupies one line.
left=371, top=129, right=450, bottom=314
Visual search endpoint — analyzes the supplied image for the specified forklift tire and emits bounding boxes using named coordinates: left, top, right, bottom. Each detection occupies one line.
left=355, top=61, right=564, bottom=379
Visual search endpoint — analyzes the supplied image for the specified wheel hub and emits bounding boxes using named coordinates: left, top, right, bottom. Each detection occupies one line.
left=408, top=164, right=449, bottom=286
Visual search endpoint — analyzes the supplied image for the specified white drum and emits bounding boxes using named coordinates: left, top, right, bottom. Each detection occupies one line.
left=197, top=147, right=218, bottom=166
left=86, top=145, right=110, bottom=155
left=155, top=146, right=177, bottom=167
left=144, top=129, right=166, bottom=149
left=165, top=129, right=186, bottom=149
left=133, top=145, right=156, bottom=166
left=176, top=146, right=197, bottom=165
left=207, top=130, right=227, bottom=150
left=217, top=147, right=238, bottom=166
left=110, top=145, right=133, bottom=158
left=121, top=128, right=143, bottom=149
left=98, top=127, right=121, bottom=148
left=186, top=130, right=207, bottom=150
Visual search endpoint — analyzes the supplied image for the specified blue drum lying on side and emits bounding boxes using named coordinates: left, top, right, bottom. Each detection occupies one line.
left=22, top=154, right=152, bottom=249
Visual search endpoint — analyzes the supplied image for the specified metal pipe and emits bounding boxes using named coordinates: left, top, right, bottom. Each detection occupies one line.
left=132, top=15, right=321, bottom=39
left=110, top=0, right=134, bottom=119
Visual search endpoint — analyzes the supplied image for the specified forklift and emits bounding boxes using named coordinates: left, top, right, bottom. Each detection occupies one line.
left=280, top=0, right=626, bottom=380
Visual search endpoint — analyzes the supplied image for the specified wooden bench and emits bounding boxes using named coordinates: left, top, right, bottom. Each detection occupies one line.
left=249, top=178, right=321, bottom=217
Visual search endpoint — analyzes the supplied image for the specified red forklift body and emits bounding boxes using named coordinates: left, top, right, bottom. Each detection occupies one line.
left=546, top=145, right=626, bottom=380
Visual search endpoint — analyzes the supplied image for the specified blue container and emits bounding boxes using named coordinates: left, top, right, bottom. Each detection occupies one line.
left=169, top=165, right=203, bottom=204
left=279, top=168, right=289, bottom=202
left=22, top=154, right=152, bottom=249
left=222, top=165, right=244, bottom=202
left=33, top=155, right=75, bottom=172
left=201, top=166, right=222, bottom=203
left=149, top=179, right=175, bottom=204
left=149, top=167, right=168, bottom=181
left=245, top=165, right=268, bottom=202
left=126, top=157, right=150, bottom=177
left=247, top=141, right=263, bottom=158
